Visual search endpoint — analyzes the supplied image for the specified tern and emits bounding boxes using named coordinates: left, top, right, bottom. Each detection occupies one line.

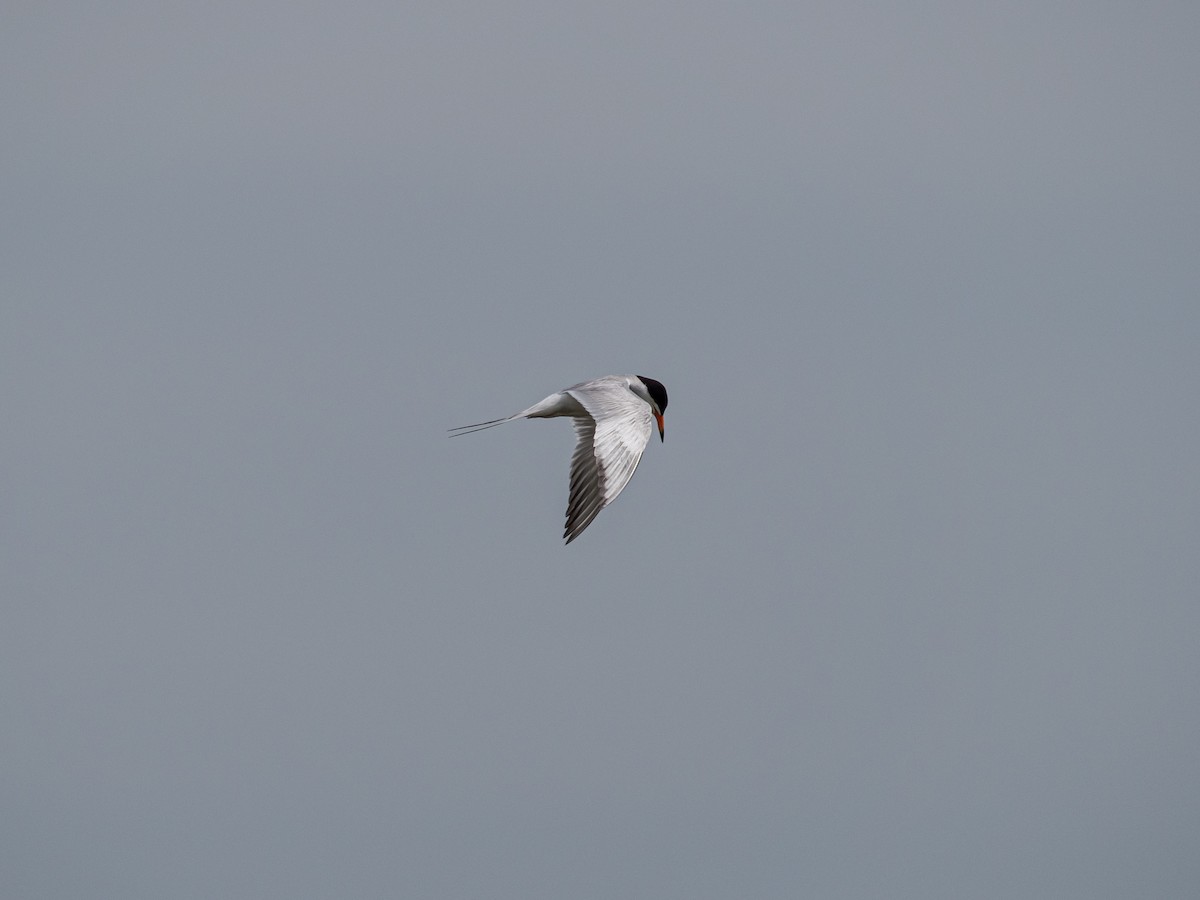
left=450, top=375, right=669, bottom=544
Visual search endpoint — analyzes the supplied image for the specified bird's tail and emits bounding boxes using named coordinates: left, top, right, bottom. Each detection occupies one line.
left=447, top=416, right=516, bottom=437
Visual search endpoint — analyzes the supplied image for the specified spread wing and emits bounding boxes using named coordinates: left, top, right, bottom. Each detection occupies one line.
left=562, top=380, right=654, bottom=544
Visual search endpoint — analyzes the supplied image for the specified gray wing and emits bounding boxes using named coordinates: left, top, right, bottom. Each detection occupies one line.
left=562, top=381, right=654, bottom=544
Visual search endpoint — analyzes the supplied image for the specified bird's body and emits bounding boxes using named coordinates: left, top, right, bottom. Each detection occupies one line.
left=450, top=375, right=668, bottom=544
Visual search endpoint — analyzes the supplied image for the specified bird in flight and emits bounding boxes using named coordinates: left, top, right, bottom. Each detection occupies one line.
left=450, top=375, right=669, bottom=544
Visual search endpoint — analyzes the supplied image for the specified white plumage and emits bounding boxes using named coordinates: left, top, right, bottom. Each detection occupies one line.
left=450, top=375, right=669, bottom=544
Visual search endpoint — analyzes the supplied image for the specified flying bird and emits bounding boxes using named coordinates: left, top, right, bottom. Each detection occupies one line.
left=450, top=375, right=669, bottom=544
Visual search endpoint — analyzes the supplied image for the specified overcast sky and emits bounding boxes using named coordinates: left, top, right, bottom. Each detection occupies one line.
left=4, top=2, right=1198, bottom=898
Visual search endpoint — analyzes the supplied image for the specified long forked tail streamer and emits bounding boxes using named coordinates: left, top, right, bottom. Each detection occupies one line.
left=448, top=417, right=512, bottom=437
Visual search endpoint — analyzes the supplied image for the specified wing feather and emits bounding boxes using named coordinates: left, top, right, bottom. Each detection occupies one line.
left=564, top=417, right=605, bottom=543
left=562, top=379, right=654, bottom=544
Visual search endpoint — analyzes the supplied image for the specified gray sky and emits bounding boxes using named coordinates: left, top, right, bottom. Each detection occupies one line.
left=4, top=2, right=1198, bottom=898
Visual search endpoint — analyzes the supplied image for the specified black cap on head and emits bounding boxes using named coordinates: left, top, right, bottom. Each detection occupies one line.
left=637, top=376, right=668, bottom=413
